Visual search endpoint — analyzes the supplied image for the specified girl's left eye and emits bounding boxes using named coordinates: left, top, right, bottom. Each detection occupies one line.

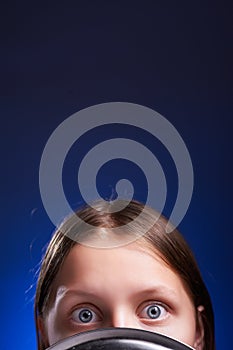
left=139, top=303, right=167, bottom=320
left=71, top=307, right=100, bottom=324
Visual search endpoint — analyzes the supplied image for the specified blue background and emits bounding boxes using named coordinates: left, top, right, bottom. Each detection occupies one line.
left=1, top=2, right=232, bottom=349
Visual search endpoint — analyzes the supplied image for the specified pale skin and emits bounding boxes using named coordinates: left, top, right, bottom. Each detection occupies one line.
left=39, top=242, right=204, bottom=349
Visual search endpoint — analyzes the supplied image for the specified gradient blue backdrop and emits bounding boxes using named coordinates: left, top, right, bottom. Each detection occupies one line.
left=1, top=2, right=232, bottom=349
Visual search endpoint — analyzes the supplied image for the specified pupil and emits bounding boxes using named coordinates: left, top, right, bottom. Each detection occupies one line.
left=147, top=305, right=161, bottom=319
left=79, top=309, right=93, bottom=323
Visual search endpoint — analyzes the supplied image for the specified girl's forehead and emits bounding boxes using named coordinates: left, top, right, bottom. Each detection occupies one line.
left=64, top=240, right=166, bottom=269
left=54, top=242, right=183, bottom=293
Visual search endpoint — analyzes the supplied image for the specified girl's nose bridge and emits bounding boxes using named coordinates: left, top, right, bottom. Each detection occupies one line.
left=110, top=307, right=137, bottom=328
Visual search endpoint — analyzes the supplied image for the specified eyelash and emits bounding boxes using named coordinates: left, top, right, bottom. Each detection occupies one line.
left=137, top=301, right=169, bottom=321
left=70, top=304, right=102, bottom=325
left=70, top=301, right=169, bottom=325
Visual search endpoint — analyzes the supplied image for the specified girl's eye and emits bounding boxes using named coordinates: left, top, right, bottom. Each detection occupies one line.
left=139, top=304, right=167, bottom=320
left=71, top=307, right=100, bottom=324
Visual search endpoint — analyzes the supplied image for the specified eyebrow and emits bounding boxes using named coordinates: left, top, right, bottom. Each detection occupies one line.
left=57, top=285, right=179, bottom=301
left=134, top=286, right=179, bottom=298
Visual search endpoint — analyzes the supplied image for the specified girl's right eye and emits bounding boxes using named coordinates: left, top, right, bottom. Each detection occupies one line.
left=71, top=307, right=101, bottom=324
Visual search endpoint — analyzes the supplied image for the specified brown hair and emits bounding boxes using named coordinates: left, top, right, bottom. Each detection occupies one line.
left=34, top=200, right=215, bottom=350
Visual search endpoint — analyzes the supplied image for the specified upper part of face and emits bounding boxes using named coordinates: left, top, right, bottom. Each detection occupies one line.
left=42, top=242, right=202, bottom=349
